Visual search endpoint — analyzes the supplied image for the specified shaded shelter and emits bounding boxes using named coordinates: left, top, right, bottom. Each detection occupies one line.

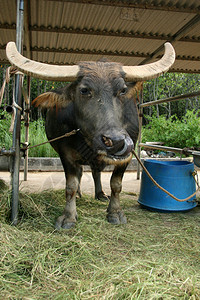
left=0, top=0, right=200, bottom=224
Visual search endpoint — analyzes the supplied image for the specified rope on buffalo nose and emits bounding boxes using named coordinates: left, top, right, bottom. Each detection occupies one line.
left=22, top=129, right=80, bottom=151
left=132, top=149, right=199, bottom=202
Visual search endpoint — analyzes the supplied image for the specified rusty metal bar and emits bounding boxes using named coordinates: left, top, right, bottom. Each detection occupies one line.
left=140, top=91, right=200, bottom=108
left=139, top=143, right=184, bottom=154
left=11, top=0, right=24, bottom=225
left=139, top=143, right=198, bottom=157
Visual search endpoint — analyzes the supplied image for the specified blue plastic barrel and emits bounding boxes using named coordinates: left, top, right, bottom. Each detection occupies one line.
left=138, top=160, right=197, bottom=212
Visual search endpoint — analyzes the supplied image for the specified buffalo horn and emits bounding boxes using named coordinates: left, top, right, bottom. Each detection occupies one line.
left=6, top=41, right=175, bottom=82
left=6, top=42, right=79, bottom=82
left=123, top=43, right=175, bottom=81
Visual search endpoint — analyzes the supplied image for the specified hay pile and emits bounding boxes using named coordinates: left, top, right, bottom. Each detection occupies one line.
left=0, top=186, right=199, bottom=299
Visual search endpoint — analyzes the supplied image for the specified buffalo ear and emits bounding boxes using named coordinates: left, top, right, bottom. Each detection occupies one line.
left=32, top=82, right=77, bottom=108
left=32, top=91, right=70, bottom=108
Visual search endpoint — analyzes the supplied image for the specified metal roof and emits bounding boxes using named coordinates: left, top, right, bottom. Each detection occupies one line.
left=0, top=0, right=200, bottom=73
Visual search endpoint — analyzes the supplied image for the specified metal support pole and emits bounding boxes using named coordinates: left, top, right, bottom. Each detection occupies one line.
left=11, top=0, right=24, bottom=225
left=136, top=87, right=143, bottom=180
left=24, top=76, right=30, bottom=181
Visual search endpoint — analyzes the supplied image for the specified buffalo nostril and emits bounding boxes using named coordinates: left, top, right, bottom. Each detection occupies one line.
left=102, top=136, right=113, bottom=147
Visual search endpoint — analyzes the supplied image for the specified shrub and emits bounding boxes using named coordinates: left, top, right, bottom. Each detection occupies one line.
left=142, top=109, right=200, bottom=149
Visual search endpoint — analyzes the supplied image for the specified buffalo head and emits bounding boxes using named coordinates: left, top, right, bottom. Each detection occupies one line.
left=6, top=42, right=175, bottom=167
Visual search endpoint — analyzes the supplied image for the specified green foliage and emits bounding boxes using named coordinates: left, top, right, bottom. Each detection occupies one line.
left=0, top=115, right=58, bottom=157
left=142, top=109, right=200, bottom=149
left=0, top=113, right=12, bottom=149
left=21, top=119, right=58, bottom=157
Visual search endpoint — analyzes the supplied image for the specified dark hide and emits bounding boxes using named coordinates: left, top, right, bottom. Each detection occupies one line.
left=33, top=61, right=140, bottom=229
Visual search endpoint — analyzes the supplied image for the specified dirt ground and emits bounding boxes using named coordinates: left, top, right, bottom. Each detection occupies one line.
left=0, top=171, right=141, bottom=196
left=1, top=170, right=200, bottom=200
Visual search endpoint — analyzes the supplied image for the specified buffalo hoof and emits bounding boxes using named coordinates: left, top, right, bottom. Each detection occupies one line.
left=96, top=191, right=109, bottom=202
left=55, top=215, right=76, bottom=230
left=107, top=211, right=127, bottom=224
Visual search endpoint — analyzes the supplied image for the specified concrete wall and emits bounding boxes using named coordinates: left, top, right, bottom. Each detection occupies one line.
left=20, top=157, right=194, bottom=172
left=0, top=156, right=195, bottom=172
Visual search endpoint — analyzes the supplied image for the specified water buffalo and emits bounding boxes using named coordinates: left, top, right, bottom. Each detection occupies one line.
left=6, top=42, right=175, bottom=229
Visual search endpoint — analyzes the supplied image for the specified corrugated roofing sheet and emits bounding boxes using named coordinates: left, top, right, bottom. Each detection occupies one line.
left=0, top=0, right=200, bottom=73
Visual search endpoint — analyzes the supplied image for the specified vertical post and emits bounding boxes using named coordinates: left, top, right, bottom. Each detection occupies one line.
left=11, top=0, right=24, bottom=225
left=24, top=76, right=30, bottom=181
left=136, top=88, right=143, bottom=180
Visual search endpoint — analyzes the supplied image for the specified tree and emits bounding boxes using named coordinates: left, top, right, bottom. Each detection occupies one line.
left=142, top=72, right=200, bottom=121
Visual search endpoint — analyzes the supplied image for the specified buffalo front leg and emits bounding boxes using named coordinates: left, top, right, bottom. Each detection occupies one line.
left=107, top=164, right=127, bottom=224
left=55, top=157, right=81, bottom=229
left=55, top=175, right=79, bottom=229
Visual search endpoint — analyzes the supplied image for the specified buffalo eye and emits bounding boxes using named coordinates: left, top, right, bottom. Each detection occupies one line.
left=80, top=86, right=91, bottom=96
left=119, top=86, right=128, bottom=96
